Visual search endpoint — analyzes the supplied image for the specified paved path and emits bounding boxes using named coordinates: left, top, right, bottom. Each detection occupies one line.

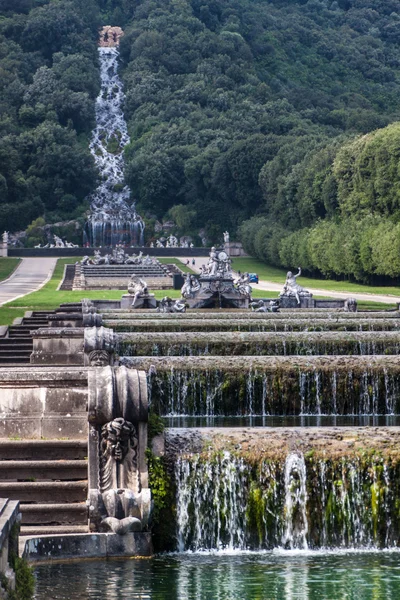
left=177, top=257, right=400, bottom=305
left=0, top=258, right=57, bottom=306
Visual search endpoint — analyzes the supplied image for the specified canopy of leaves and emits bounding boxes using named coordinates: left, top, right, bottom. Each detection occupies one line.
left=117, top=0, right=400, bottom=244
left=0, top=0, right=99, bottom=231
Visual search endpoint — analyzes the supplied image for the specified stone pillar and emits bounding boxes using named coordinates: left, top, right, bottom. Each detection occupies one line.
left=87, top=366, right=151, bottom=534
left=0, top=231, right=8, bottom=257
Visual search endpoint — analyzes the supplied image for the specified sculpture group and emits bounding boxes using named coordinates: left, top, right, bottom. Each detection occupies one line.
left=35, top=235, right=79, bottom=249
left=81, top=247, right=157, bottom=266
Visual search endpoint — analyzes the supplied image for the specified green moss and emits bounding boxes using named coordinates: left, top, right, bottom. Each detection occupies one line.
left=0, top=560, right=34, bottom=600
left=148, top=412, right=165, bottom=443
left=246, top=482, right=266, bottom=546
left=146, top=450, right=176, bottom=552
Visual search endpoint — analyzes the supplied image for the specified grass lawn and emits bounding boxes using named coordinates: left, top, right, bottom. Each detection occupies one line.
left=158, top=258, right=195, bottom=273
left=0, top=258, right=20, bottom=282
left=0, top=259, right=183, bottom=325
left=0, top=258, right=395, bottom=326
left=232, top=257, right=400, bottom=297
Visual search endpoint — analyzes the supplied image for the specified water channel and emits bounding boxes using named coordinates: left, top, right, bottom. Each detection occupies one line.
left=34, top=551, right=400, bottom=599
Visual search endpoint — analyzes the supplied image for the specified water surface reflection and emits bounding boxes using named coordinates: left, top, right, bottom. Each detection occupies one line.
left=164, top=414, right=400, bottom=428
left=34, top=550, right=400, bottom=600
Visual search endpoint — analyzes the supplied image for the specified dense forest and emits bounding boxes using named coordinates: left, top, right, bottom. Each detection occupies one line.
left=2, top=0, right=400, bottom=278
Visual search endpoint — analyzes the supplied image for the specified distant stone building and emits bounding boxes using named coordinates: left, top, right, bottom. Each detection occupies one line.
left=99, top=26, right=124, bottom=48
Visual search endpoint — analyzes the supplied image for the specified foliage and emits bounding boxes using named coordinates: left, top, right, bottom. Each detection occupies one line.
left=118, top=0, right=400, bottom=241
left=146, top=449, right=176, bottom=552
left=0, top=0, right=99, bottom=232
left=241, top=121, right=400, bottom=282
left=148, top=411, right=165, bottom=442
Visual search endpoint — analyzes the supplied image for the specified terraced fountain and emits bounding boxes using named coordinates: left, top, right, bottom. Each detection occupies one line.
left=96, top=305, right=400, bottom=553
left=3, top=299, right=400, bottom=597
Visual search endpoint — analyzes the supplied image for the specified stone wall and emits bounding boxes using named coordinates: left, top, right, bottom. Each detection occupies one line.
left=99, top=26, right=124, bottom=48
left=82, top=276, right=174, bottom=290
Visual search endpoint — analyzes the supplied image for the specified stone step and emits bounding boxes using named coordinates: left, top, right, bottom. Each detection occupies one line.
left=8, top=326, right=42, bottom=335
left=0, top=341, right=33, bottom=356
left=0, top=460, right=88, bottom=481
left=0, top=338, right=32, bottom=345
left=20, top=503, right=87, bottom=525
left=0, top=357, right=31, bottom=364
left=0, top=440, right=87, bottom=461
left=0, top=481, right=87, bottom=503
left=20, top=525, right=89, bottom=536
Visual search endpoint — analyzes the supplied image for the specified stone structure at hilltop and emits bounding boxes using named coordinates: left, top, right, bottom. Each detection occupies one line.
left=99, top=26, right=124, bottom=48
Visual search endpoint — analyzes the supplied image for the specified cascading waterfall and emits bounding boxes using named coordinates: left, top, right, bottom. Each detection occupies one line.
left=174, top=451, right=400, bottom=551
left=147, top=367, right=400, bottom=416
left=84, top=47, right=144, bottom=247
left=282, top=453, right=308, bottom=549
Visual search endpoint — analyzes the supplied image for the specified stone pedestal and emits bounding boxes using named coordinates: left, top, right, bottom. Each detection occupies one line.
left=279, top=294, right=314, bottom=309
left=185, top=277, right=249, bottom=309
left=121, top=294, right=157, bottom=310
left=224, top=242, right=246, bottom=257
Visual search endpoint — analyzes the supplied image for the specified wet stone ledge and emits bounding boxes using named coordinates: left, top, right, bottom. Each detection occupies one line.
left=117, top=330, right=400, bottom=356
left=106, top=318, right=400, bottom=333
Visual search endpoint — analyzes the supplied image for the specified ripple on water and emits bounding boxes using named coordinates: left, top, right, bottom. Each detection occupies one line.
left=34, top=550, right=400, bottom=600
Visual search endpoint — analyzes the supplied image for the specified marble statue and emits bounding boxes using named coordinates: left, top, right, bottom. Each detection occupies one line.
left=98, top=417, right=142, bottom=533
left=181, top=274, right=201, bottom=299
left=202, top=248, right=232, bottom=277
left=233, top=272, right=252, bottom=299
left=223, top=231, right=229, bottom=243
left=250, top=299, right=280, bottom=313
left=168, top=235, right=178, bottom=248
left=128, top=277, right=148, bottom=308
left=157, top=297, right=186, bottom=313
left=2, top=231, right=9, bottom=245
left=344, top=297, right=357, bottom=313
left=280, top=267, right=309, bottom=305
left=156, top=240, right=164, bottom=248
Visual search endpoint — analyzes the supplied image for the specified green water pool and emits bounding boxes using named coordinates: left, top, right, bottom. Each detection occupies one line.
left=34, top=550, right=400, bottom=599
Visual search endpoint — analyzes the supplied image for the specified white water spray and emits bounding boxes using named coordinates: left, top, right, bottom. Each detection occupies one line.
left=282, top=453, right=308, bottom=550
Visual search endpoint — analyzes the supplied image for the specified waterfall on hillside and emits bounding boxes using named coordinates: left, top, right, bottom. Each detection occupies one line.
left=174, top=451, right=397, bottom=551
left=84, top=47, right=144, bottom=247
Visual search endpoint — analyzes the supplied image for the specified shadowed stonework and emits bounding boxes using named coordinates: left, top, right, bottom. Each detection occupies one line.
left=99, top=26, right=124, bottom=48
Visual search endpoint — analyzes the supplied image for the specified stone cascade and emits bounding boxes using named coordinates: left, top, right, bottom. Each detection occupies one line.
left=127, top=355, right=400, bottom=416
left=171, top=428, right=400, bottom=551
left=97, top=301, right=400, bottom=552
left=84, top=45, right=144, bottom=247
left=104, top=316, right=400, bottom=333
left=3, top=296, right=400, bottom=556
left=116, top=330, right=400, bottom=357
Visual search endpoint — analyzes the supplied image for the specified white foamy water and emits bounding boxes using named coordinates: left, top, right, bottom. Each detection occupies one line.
left=85, top=47, right=144, bottom=246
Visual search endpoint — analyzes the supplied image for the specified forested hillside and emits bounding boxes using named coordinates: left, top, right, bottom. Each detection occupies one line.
left=2, top=0, right=400, bottom=279
left=118, top=0, right=400, bottom=269
left=0, top=0, right=100, bottom=232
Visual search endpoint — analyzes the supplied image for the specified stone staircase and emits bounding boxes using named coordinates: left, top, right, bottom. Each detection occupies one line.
left=0, top=311, right=53, bottom=365
left=59, top=264, right=76, bottom=291
left=0, top=440, right=88, bottom=536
